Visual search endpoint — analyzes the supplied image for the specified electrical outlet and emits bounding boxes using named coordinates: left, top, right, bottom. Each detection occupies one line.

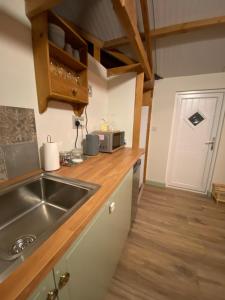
left=72, top=115, right=84, bottom=128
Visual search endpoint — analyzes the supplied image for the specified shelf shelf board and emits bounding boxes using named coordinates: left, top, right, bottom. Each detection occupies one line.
left=49, top=92, right=88, bottom=104
left=49, top=41, right=87, bottom=72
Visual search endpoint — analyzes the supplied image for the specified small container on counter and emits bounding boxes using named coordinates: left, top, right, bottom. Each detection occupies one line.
left=59, top=151, right=72, bottom=166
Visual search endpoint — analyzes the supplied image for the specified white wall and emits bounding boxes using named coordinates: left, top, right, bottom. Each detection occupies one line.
left=108, top=74, right=146, bottom=186
left=0, top=2, right=37, bottom=111
left=107, top=73, right=136, bottom=147
left=147, top=72, right=225, bottom=187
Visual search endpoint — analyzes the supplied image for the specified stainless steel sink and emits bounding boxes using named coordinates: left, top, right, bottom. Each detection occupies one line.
left=0, top=173, right=99, bottom=282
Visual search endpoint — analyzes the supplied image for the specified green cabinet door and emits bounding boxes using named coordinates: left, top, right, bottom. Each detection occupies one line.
left=54, top=203, right=112, bottom=300
left=54, top=169, right=133, bottom=300
left=28, top=271, right=57, bottom=300
left=106, top=169, right=133, bottom=275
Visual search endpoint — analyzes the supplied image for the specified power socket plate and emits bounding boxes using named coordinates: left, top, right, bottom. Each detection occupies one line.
left=72, top=115, right=84, bottom=128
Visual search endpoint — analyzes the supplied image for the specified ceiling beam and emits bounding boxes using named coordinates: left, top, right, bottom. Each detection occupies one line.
left=25, top=0, right=62, bottom=18
left=104, top=15, right=225, bottom=48
left=143, top=79, right=153, bottom=91
left=125, top=0, right=138, bottom=27
left=152, top=15, right=225, bottom=38
left=107, top=63, right=143, bottom=77
left=112, top=0, right=153, bottom=80
left=104, top=36, right=131, bottom=49
left=132, top=73, right=145, bottom=149
left=140, top=0, right=153, bottom=67
left=142, top=90, right=152, bottom=106
left=103, top=49, right=135, bottom=65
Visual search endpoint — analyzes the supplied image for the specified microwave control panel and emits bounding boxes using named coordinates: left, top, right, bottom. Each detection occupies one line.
left=98, top=134, right=111, bottom=152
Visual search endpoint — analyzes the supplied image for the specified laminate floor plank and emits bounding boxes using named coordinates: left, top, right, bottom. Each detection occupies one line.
left=105, top=185, right=225, bottom=300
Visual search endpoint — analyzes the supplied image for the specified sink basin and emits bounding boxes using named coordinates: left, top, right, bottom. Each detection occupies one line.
left=0, top=173, right=99, bottom=282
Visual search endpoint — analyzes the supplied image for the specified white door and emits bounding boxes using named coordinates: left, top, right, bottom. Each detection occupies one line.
left=167, top=91, right=224, bottom=193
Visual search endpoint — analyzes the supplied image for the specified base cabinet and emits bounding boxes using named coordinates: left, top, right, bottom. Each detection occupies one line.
left=28, top=169, right=133, bottom=300
left=54, top=202, right=114, bottom=300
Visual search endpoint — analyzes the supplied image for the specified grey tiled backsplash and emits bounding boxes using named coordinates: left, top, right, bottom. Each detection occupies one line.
left=0, top=106, right=37, bottom=144
left=0, top=147, right=7, bottom=180
left=0, top=106, right=40, bottom=180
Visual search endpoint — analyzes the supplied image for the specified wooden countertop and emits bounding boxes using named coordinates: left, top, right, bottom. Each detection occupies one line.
left=0, top=148, right=144, bottom=300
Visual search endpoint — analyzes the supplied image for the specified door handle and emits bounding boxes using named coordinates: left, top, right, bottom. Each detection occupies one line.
left=205, top=137, right=216, bottom=150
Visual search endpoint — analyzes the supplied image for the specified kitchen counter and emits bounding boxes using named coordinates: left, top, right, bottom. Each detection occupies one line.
left=0, top=147, right=144, bottom=300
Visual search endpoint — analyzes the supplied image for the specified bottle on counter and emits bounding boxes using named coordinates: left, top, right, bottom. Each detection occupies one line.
left=100, top=118, right=109, bottom=131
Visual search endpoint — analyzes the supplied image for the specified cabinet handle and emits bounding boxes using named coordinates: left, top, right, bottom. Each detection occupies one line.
left=47, top=288, right=58, bottom=300
left=109, top=202, right=116, bottom=214
left=58, top=272, right=70, bottom=289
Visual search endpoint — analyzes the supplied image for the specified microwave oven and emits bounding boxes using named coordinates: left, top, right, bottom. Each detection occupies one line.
left=92, top=131, right=125, bottom=153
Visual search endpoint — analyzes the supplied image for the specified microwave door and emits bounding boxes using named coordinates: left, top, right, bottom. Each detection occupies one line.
left=113, top=133, right=121, bottom=149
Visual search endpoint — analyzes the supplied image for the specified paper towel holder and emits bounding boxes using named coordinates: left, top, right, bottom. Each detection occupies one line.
left=43, top=135, right=60, bottom=171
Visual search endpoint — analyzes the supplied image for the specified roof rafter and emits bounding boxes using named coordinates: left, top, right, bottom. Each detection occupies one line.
left=107, top=63, right=143, bottom=77
left=112, top=0, right=153, bottom=80
left=104, top=15, right=225, bottom=48
left=140, top=0, right=153, bottom=67
left=103, top=49, right=136, bottom=65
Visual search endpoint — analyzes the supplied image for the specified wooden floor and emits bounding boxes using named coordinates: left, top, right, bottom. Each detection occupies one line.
left=105, top=185, right=225, bottom=300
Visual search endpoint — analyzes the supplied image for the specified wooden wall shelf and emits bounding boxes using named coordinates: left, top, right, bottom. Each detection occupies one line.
left=31, top=10, right=88, bottom=115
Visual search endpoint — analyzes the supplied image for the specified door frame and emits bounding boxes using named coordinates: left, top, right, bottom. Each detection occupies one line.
left=166, top=89, right=225, bottom=194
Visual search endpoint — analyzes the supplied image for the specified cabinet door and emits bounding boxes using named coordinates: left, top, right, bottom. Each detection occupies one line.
left=28, top=271, right=57, bottom=300
left=54, top=204, right=112, bottom=300
left=106, top=169, right=133, bottom=276
left=54, top=169, right=133, bottom=300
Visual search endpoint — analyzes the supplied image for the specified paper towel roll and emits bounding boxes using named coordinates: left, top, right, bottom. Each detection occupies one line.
left=43, top=138, right=60, bottom=171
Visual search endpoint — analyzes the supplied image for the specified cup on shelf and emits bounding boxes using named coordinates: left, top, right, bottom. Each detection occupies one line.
left=73, top=49, right=80, bottom=61
left=48, top=23, right=65, bottom=49
left=64, top=43, right=73, bottom=55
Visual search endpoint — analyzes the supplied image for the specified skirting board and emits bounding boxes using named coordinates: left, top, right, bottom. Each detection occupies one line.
left=146, top=180, right=212, bottom=196
left=145, top=180, right=166, bottom=188
left=207, top=191, right=212, bottom=198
